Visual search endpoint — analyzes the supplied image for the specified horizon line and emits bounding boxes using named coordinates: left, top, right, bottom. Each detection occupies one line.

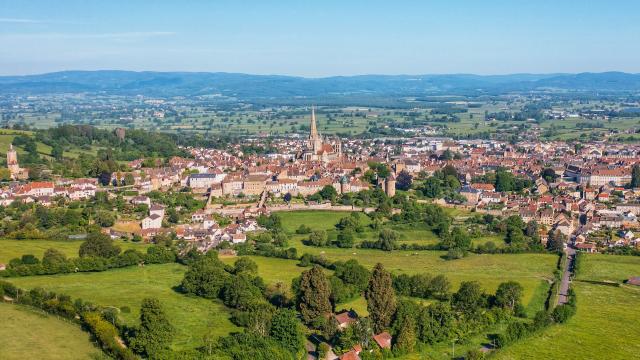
left=1, top=69, right=639, bottom=79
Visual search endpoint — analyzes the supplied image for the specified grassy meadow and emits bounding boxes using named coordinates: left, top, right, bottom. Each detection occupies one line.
left=9, top=263, right=239, bottom=351
left=0, top=303, right=102, bottom=360
left=494, top=254, right=640, bottom=359
left=0, top=238, right=150, bottom=264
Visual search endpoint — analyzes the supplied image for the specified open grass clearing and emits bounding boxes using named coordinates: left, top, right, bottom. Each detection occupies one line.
left=0, top=238, right=150, bottom=264
left=0, top=302, right=102, bottom=360
left=494, top=253, right=640, bottom=359
left=9, top=263, right=239, bottom=351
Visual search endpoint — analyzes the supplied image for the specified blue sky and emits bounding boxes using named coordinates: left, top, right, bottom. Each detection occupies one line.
left=0, top=0, right=638, bottom=76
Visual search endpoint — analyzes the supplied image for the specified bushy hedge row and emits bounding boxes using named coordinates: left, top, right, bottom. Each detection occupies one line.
left=0, top=245, right=176, bottom=277
left=496, top=288, right=577, bottom=348
left=0, top=281, right=135, bottom=359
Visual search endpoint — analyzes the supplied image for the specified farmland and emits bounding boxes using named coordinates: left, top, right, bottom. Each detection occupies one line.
left=9, top=263, right=240, bottom=351
left=0, top=238, right=150, bottom=264
left=494, top=254, right=640, bottom=359
left=0, top=303, right=102, bottom=360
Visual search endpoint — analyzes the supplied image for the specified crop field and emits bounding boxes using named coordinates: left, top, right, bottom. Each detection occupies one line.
left=494, top=254, right=640, bottom=359
left=0, top=238, right=150, bottom=264
left=0, top=303, right=101, bottom=360
left=9, top=263, right=239, bottom=351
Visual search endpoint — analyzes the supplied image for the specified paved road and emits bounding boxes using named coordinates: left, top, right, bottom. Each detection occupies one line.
left=558, top=247, right=576, bottom=305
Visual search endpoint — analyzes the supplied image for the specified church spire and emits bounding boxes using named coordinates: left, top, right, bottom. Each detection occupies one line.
left=309, top=105, right=319, bottom=140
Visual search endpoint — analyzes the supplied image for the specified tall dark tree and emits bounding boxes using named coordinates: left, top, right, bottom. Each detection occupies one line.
left=297, top=265, right=332, bottom=324
left=269, top=309, right=304, bottom=356
left=541, top=168, right=558, bottom=183
left=632, top=164, right=640, bottom=188
left=130, top=298, right=174, bottom=357
left=365, top=263, right=397, bottom=333
left=395, top=170, right=413, bottom=191
left=394, top=317, right=417, bottom=354
left=547, top=229, right=566, bottom=252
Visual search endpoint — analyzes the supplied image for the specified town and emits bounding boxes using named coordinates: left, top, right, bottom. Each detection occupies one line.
left=2, top=1, right=640, bottom=359
left=1, top=108, right=638, bottom=259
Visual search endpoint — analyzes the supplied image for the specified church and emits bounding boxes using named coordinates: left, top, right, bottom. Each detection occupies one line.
left=301, top=106, right=342, bottom=162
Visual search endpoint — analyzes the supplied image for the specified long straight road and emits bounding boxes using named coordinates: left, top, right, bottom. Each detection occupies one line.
left=558, top=247, right=576, bottom=305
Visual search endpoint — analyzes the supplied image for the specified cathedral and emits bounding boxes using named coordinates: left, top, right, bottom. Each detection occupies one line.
left=301, top=106, right=342, bottom=162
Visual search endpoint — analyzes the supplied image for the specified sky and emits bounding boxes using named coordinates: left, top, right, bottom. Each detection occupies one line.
left=0, top=0, right=639, bottom=77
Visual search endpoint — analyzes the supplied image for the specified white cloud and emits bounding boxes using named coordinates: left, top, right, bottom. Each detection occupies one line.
left=0, top=31, right=176, bottom=40
left=0, top=18, right=43, bottom=23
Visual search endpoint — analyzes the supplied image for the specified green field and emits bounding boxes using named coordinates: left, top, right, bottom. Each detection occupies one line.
left=267, top=210, right=556, bottom=312
left=279, top=210, right=369, bottom=233
left=0, top=303, right=102, bottom=360
left=0, top=238, right=150, bottom=264
left=494, top=254, right=640, bottom=359
left=9, top=263, right=239, bottom=351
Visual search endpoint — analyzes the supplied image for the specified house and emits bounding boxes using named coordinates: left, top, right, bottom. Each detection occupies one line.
left=131, top=195, right=151, bottom=207
left=149, top=204, right=165, bottom=218
left=142, top=214, right=163, bottom=230
left=372, top=332, right=392, bottom=349
left=339, top=350, right=361, bottom=360
left=188, top=173, right=219, bottom=189
left=335, top=310, right=358, bottom=329
left=575, top=243, right=597, bottom=253
left=192, top=210, right=206, bottom=222
left=17, top=182, right=54, bottom=197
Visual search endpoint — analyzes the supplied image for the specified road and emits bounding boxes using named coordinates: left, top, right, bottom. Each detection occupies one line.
left=558, top=246, right=576, bottom=305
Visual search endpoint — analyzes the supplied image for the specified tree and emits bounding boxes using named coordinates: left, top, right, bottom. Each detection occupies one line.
left=94, top=210, right=116, bottom=227
left=495, top=169, right=516, bottom=192
left=334, top=259, right=370, bottom=291
left=365, top=263, right=397, bottom=333
left=269, top=309, right=304, bottom=356
left=541, top=168, right=557, bottom=183
left=297, top=265, right=332, bottom=324
left=421, top=177, right=442, bottom=198
left=78, top=232, right=121, bottom=258
left=420, top=302, right=455, bottom=344
left=632, top=164, right=640, bottom=188
left=547, top=229, right=565, bottom=252
left=375, top=228, right=399, bottom=251
left=51, top=144, right=64, bottom=160
left=234, top=257, right=258, bottom=275
left=428, top=274, right=451, bottom=300
left=494, top=281, right=524, bottom=310
left=319, top=185, right=338, bottom=201
left=452, top=281, right=485, bottom=317
left=336, top=229, right=355, bottom=248
left=308, top=230, right=328, bottom=247
left=396, top=170, right=413, bottom=191
left=295, top=224, right=312, bottom=234
left=180, top=253, right=229, bottom=298
left=130, top=298, right=174, bottom=357
left=221, top=273, right=264, bottom=310
left=394, top=317, right=416, bottom=354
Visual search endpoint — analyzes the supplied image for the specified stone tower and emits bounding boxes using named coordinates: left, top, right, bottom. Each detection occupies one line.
left=385, top=174, right=396, bottom=197
left=7, top=144, right=19, bottom=176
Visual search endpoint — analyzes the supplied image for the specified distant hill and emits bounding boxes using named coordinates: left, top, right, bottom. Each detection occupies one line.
left=0, top=70, right=639, bottom=98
